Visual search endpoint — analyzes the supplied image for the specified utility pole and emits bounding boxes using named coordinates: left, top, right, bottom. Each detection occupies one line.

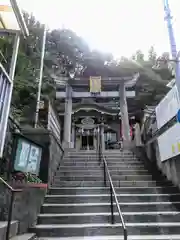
left=163, top=0, right=180, bottom=97
left=34, top=24, right=46, bottom=128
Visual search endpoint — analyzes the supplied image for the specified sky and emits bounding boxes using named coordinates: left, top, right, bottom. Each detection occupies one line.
left=17, top=0, right=180, bottom=59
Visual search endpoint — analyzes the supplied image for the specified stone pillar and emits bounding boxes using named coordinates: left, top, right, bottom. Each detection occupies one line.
left=63, top=85, right=72, bottom=148
left=94, top=135, right=96, bottom=150
left=71, top=124, right=75, bottom=148
left=119, top=83, right=131, bottom=147
left=101, top=124, right=105, bottom=151
left=134, top=122, right=142, bottom=147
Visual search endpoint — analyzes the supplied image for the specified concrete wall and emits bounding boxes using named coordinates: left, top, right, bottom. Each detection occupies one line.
left=144, top=140, right=180, bottom=187
left=0, top=183, right=46, bottom=234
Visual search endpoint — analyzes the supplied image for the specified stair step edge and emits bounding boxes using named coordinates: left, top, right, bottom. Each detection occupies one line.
left=38, top=211, right=180, bottom=217
left=42, top=201, right=180, bottom=206
left=45, top=193, right=180, bottom=197
left=11, top=233, right=36, bottom=240
left=33, top=222, right=180, bottom=228
left=37, top=235, right=180, bottom=240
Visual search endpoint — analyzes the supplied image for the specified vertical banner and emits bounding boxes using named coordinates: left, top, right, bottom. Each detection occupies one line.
left=89, top=76, right=101, bottom=93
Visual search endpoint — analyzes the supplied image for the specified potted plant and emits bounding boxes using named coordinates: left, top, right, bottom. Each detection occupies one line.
left=11, top=172, right=47, bottom=188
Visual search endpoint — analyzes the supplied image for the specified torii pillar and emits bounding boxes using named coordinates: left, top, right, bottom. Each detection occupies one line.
left=119, top=83, right=131, bottom=147
left=63, top=85, right=72, bottom=148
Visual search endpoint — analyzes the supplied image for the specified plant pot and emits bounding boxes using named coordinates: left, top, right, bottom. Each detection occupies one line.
left=12, top=182, right=48, bottom=189
left=26, top=183, right=48, bottom=188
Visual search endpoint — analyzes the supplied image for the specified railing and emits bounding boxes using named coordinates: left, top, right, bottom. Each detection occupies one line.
left=97, top=140, right=127, bottom=240
left=0, top=177, right=22, bottom=240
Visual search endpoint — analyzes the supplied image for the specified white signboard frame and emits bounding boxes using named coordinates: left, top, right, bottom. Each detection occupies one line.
left=158, top=123, right=180, bottom=162
left=155, top=85, right=180, bottom=129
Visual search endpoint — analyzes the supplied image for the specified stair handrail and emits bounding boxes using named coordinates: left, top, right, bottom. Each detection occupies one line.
left=0, top=177, right=22, bottom=240
left=97, top=140, right=127, bottom=240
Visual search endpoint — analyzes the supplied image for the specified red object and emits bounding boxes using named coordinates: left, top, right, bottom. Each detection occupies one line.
left=13, top=183, right=48, bottom=189
left=130, top=126, right=133, bottom=137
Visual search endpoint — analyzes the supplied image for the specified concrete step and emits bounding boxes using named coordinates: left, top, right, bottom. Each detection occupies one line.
left=44, top=193, right=180, bottom=204
left=11, top=233, right=36, bottom=240
left=60, top=162, right=143, bottom=167
left=52, top=180, right=172, bottom=188
left=48, top=186, right=178, bottom=195
left=36, top=234, right=180, bottom=240
left=67, top=152, right=133, bottom=156
left=106, top=161, right=143, bottom=165
left=31, top=222, right=180, bottom=237
left=64, top=157, right=137, bottom=161
left=38, top=212, right=180, bottom=225
left=63, top=158, right=140, bottom=162
left=58, top=165, right=145, bottom=170
left=54, top=175, right=152, bottom=182
left=0, top=221, right=18, bottom=240
left=41, top=202, right=180, bottom=214
left=56, top=170, right=149, bottom=176
left=58, top=165, right=146, bottom=170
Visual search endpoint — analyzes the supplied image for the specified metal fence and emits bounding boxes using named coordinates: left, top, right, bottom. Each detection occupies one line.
left=0, top=63, right=14, bottom=158
left=39, top=100, right=61, bottom=142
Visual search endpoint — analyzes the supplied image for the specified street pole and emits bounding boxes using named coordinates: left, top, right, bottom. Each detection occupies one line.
left=34, top=24, right=46, bottom=128
left=163, top=0, right=180, bottom=97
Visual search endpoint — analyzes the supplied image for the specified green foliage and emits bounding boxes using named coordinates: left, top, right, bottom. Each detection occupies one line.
left=148, top=46, right=157, bottom=65
left=25, top=172, right=42, bottom=183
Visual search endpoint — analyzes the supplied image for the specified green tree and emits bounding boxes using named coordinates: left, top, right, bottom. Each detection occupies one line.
left=148, top=46, right=157, bottom=65
left=135, top=50, right=144, bottom=63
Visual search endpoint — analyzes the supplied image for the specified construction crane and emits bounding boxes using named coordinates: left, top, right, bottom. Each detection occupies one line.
left=163, top=0, right=180, bottom=92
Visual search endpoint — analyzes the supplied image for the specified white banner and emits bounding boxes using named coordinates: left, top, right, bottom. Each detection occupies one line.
left=155, top=85, right=180, bottom=129
left=158, top=123, right=180, bottom=161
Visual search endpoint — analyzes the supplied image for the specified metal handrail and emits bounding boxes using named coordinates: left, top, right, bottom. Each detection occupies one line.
left=0, top=177, right=22, bottom=240
left=98, top=143, right=127, bottom=240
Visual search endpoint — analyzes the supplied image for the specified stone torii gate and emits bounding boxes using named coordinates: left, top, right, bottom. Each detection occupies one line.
left=55, top=74, right=140, bottom=149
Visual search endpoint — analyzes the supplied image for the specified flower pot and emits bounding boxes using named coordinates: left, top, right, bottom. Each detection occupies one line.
left=12, top=182, right=48, bottom=189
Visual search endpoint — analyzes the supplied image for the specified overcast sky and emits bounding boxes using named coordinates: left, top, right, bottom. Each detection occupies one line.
left=17, top=0, right=180, bottom=58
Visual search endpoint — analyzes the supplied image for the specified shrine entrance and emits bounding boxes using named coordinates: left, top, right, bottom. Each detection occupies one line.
left=81, top=135, right=94, bottom=150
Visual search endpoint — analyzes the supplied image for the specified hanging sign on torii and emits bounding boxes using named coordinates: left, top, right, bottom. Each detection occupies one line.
left=89, top=76, right=101, bottom=93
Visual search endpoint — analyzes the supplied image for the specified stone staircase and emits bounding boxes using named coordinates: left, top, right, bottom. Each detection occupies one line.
left=0, top=220, right=35, bottom=240
left=32, top=150, right=180, bottom=239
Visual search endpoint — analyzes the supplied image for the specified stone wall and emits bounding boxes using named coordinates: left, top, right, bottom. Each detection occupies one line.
left=144, top=140, right=180, bottom=187
left=141, top=112, right=180, bottom=188
left=0, top=102, right=63, bottom=234
left=48, top=133, right=64, bottom=184
left=0, top=126, right=63, bottom=234
left=0, top=183, right=46, bottom=234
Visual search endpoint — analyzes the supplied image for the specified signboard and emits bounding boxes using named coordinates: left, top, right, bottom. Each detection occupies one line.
left=89, top=76, right=101, bottom=93
left=158, top=123, right=180, bottom=162
left=14, top=137, right=42, bottom=175
left=0, top=2, right=20, bottom=32
left=155, top=85, right=180, bottom=129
